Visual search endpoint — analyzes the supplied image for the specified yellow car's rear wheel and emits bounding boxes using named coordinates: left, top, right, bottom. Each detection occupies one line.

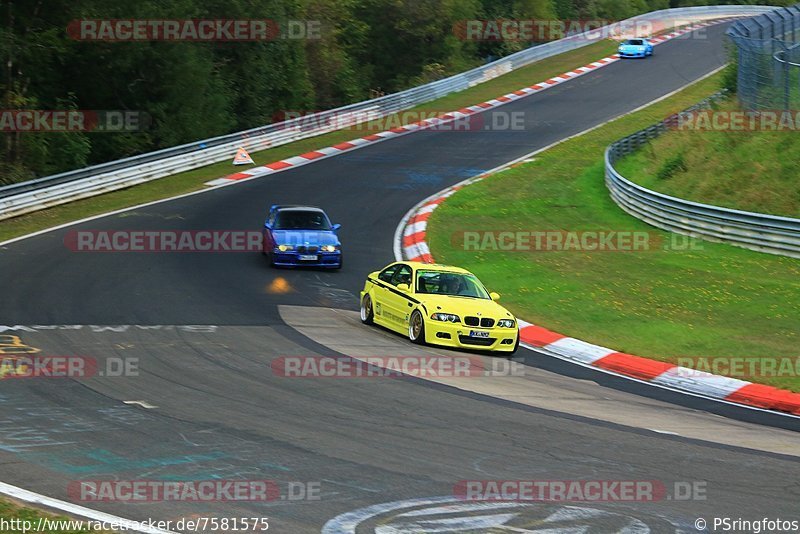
left=408, top=310, right=426, bottom=345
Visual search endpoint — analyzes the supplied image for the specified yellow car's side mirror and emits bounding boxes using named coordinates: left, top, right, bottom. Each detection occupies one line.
left=490, top=292, right=500, bottom=301
left=396, top=283, right=411, bottom=292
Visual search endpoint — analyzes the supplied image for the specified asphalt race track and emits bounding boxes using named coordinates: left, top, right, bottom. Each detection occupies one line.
left=1, top=22, right=799, bottom=533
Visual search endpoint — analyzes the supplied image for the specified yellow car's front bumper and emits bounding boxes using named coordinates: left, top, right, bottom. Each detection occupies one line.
left=424, top=320, right=518, bottom=352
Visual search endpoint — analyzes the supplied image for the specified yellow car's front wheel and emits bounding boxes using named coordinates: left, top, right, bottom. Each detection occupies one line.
left=408, top=310, right=426, bottom=345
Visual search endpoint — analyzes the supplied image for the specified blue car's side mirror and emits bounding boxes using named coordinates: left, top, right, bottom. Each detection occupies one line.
left=264, top=220, right=271, bottom=229
left=332, top=223, right=341, bottom=232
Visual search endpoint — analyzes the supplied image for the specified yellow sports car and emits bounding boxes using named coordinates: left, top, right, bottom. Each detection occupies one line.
left=359, top=262, right=519, bottom=353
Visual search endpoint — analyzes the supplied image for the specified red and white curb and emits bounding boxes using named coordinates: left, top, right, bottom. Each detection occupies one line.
left=393, top=117, right=800, bottom=420
left=516, top=323, right=800, bottom=416
left=205, top=21, right=727, bottom=188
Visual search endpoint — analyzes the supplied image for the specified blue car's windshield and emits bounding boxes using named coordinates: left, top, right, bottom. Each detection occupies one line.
left=625, top=39, right=644, bottom=46
left=416, top=270, right=490, bottom=299
left=274, top=210, right=331, bottom=230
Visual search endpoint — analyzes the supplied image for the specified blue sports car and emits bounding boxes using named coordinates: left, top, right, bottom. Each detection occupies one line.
left=618, top=38, right=653, bottom=58
left=262, top=205, right=342, bottom=269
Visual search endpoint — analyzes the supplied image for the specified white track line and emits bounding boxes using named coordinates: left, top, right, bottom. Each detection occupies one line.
left=0, top=481, right=178, bottom=534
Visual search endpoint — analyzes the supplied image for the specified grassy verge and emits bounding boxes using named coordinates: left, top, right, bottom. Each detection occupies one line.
left=615, top=98, right=800, bottom=217
left=427, top=71, right=800, bottom=392
left=0, top=41, right=619, bottom=243
left=0, top=497, right=106, bottom=533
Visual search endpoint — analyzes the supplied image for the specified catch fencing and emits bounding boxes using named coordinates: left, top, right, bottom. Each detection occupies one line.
left=727, top=5, right=800, bottom=110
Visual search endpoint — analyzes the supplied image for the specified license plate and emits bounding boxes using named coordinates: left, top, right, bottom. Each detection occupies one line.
left=469, top=330, right=490, bottom=338
left=299, top=254, right=318, bottom=261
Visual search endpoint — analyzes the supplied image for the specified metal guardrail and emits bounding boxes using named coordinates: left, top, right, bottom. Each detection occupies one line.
left=0, top=5, right=777, bottom=222
left=605, top=92, right=800, bottom=259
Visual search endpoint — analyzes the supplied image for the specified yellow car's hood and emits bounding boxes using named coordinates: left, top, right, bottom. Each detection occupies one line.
left=417, top=294, right=515, bottom=320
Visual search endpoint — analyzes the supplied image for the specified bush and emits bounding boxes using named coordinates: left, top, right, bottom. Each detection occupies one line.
left=656, top=153, right=687, bottom=180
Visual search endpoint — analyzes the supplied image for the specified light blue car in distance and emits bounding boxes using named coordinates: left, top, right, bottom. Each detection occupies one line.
left=618, top=38, right=654, bottom=58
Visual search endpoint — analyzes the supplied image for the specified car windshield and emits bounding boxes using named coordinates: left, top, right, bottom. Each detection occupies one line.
left=626, top=39, right=644, bottom=45
left=273, top=210, right=331, bottom=230
left=416, top=270, right=491, bottom=299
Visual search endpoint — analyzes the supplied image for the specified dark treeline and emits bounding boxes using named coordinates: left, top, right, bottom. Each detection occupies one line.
left=0, top=0, right=790, bottom=183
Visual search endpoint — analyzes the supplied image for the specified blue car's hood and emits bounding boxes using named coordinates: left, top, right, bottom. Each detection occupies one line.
left=620, top=44, right=646, bottom=51
left=272, top=229, right=339, bottom=247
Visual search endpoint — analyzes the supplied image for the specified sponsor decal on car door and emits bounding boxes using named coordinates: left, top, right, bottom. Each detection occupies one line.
left=371, top=265, right=398, bottom=324
left=383, top=264, right=414, bottom=328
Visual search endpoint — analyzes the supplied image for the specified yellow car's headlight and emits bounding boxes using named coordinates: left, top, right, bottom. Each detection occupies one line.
left=431, top=312, right=460, bottom=323
left=497, top=319, right=516, bottom=328
left=277, top=244, right=293, bottom=252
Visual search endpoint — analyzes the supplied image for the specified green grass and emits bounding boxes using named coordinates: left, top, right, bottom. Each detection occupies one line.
left=0, top=497, right=106, bottom=533
left=427, top=72, right=800, bottom=392
left=0, top=40, right=619, bottom=243
left=616, top=98, right=800, bottom=217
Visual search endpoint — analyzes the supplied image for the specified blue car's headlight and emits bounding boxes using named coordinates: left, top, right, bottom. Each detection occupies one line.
left=277, top=244, right=294, bottom=252
left=431, top=313, right=460, bottom=323
left=320, top=245, right=339, bottom=252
